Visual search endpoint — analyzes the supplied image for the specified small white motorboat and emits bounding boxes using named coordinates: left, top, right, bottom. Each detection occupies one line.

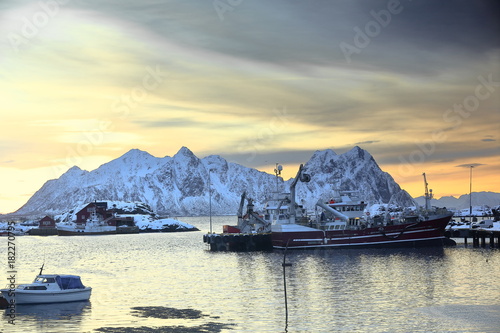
left=0, top=273, right=91, bottom=304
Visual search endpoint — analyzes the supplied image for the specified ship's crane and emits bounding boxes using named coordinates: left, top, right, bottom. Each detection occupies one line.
left=422, top=172, right=433, bottom=210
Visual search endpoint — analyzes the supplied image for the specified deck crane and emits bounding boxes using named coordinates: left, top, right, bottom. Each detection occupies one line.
left=422, top=172, right=433, bottom=211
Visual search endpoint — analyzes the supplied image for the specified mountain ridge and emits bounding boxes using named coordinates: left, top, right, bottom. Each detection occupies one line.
left=10, top=146, right=417, bottom=217
left=414, top=191, right=500, bottom=210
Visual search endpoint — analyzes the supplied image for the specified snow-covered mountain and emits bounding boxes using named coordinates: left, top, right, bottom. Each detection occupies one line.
left=414, top=192, right=500, bottom=210
left=12, top=146, right=415, bottom=217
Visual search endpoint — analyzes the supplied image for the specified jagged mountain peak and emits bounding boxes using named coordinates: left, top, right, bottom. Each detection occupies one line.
left=313, top=149, right=336, bottom=158
left=94, top=149, right=162, bottom=179
left=175, top=146, right=195, bottom=158
left=11, top=146, right=415, bottom=216
left=306, top=149, right=337, bottom=169
left=120, top=148, right=155, bottom=160
left=202, top=154, right=228, bottom=171
left=66, top=165, right=84, bottom=173
left=172, top=146, right=200, bottom=172
left=117, top=149, right=157, bottom=167
left=344, top=146, right=373, bottom=161
left=60, top=165, right=88, bottom=179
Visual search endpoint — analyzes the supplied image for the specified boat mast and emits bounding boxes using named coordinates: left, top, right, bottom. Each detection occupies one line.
left=422, top=172, right=433, bottom=211
left=274, top=163, right=282, bottom=193
left=208, top=169, right=212, bottom=233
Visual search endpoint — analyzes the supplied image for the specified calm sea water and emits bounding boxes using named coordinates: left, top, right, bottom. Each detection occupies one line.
left=1, top=216, right=499, bottom=333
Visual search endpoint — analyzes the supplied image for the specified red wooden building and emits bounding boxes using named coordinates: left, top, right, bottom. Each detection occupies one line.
left=75, top=202, right=136, bottom=229
left=38, top=216, right=56, bottom=229
left=28, top=215, right=58, bottom=235
left=76, top=202, right=115, bottom=226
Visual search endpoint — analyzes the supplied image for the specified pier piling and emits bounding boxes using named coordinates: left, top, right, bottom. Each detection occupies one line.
left=458, top=229, right=499, bottom=248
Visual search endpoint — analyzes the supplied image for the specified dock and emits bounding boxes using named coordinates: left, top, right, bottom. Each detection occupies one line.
left=203, top=233, right=272, bottom=252
left=448, top=228, right=500, bottom=248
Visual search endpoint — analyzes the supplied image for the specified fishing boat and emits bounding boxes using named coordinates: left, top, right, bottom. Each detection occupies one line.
left=203, top=191, right=273, bottom=251
left=57, top=221, right=116, bottom=235
left=57, top=204, right=116, bottom=236
left=271, top=167, right=455, bottom=249
left=0, top=267, right=91, bottom=304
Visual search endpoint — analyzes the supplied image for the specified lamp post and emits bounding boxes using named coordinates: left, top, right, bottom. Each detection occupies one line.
left=208, top=170, right=212, bottom=234
left=469, top=165, right=473, bottom=219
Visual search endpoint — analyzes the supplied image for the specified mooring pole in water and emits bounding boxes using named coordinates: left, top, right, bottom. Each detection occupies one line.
left=282, top=239, right=292, bottom=331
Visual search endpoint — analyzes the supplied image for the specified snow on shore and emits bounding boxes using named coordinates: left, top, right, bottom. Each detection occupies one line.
left=121, top=214, right=198, bottom=231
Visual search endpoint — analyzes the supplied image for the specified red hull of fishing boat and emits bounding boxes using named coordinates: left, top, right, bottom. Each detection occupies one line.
left=272, top=213, right=453, bottom=249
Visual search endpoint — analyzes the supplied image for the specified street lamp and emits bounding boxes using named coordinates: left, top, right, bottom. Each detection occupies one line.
left=469, top=165, right=473, bottom=219
left=208, top=169, right=213, bottom=234
left=464, top=163, right=482, bottom=224
left=458, top=163, right=481, bottom=225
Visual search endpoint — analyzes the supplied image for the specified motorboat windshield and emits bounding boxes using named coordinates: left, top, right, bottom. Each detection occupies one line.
left=35, top=276, right=56, bottom=283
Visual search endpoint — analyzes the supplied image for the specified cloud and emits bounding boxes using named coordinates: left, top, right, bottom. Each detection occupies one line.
left=134, top=118, right=202, bottom=128
left=1, top=0, right=499, bottom=211
left=355, top=140, right=380, bottom=145
left=455, top=163, right=486, bottom=168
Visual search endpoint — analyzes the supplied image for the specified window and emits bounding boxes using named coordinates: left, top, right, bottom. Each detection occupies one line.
left=35, top=277, right=55, bottom=283
left=24, top=286, right=47, bottom=290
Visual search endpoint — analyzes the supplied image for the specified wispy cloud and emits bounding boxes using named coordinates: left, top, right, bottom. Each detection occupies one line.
left=456, top=163, right=486, bottom=168
left=355, top=140, right=380, bottom=145
left=0, top=0, right=499, bottom=212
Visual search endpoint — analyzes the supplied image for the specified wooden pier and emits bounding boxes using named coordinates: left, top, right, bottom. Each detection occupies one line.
left=449, top=228, right=500, bottom=248
left=469, top=229, right=500, bottom=248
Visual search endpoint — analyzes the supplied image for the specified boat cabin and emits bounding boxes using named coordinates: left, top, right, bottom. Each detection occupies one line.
left=263, top=192, right=308, bottom=225
left=264, top=193, right=291, bottom=224
left=316, top=191, right=368, bottom=230
left=17, top=274, right=87, bottom=291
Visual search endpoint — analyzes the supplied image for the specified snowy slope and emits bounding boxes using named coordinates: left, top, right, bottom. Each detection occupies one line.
left=12, top=146, right=415, bottom=217
left=295, top=147, right=415, bottom=209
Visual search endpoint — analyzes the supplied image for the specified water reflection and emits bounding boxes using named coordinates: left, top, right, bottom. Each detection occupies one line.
left=2, top=301, right=91, bottom=333
left=1, top=217, right=499, bottom=333
left=10, top=301, right=91, bottom=320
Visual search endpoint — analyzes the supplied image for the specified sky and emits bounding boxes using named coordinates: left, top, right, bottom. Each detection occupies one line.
left=0, top=0, right=499, bottom=214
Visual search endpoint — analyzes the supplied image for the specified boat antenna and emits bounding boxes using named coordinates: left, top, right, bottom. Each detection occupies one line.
left=39, top=263, right=44, bottom=275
